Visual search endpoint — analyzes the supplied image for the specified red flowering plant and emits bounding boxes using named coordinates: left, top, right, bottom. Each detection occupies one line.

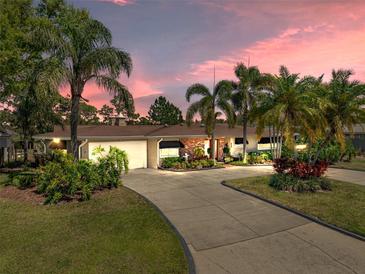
left=273, top=158, right=329, bottom=179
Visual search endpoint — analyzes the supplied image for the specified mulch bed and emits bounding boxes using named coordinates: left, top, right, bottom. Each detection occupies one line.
left=0, top=186, right=44, bottom=204
left=159, top=165, right=225, bottom=172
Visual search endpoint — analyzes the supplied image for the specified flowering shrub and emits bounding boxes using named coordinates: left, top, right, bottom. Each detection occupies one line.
left=273, top=158, right=328, bottom=179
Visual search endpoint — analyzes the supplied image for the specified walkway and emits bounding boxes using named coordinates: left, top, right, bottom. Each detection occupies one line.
left=124, top=166, right=365, bottom=274
left=327, top=168, right=365, bottom=186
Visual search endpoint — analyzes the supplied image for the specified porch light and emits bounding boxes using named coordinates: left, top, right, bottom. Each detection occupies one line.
left=53, top=138, right=61, bottom=144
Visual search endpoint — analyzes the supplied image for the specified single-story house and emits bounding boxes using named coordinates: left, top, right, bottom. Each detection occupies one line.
left=0, top=128, right=16, bottom=165
left=345, top=124, right=365, bottom=153
left=33, top=123, right=271, bottom=169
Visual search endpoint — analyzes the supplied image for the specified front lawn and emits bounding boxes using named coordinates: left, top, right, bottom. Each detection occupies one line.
left=0, top=173, right=8, bottom=185
left=225, top=176, right=365, bottom=237
left=332, top=157, right=365, bottom=172
left=0, top=187, right=188, bottom=273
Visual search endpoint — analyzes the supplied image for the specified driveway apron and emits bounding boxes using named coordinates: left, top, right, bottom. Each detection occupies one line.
left=124, top=166, right=365, bottom=274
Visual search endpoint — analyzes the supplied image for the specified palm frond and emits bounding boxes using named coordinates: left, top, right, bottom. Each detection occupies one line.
left=185, top=83, right=211, bottom=102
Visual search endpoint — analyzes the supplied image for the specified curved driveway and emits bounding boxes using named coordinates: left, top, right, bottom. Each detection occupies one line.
left=124, top=166, right=365, bottom=274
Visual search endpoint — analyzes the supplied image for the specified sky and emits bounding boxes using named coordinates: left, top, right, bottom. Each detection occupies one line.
left=68, top=0, right=365, bottom=116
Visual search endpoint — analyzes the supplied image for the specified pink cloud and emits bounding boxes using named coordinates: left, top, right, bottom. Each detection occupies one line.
left=98, top=0, right=134, bottom=6
left=189, top=23, right=365, bottom=82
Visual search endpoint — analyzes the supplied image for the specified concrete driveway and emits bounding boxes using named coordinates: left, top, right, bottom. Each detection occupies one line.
left=124, top=166, right=365, bottom=274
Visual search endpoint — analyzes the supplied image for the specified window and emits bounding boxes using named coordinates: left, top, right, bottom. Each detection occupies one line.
left=234, top=138, right=249, bottom=145
left=160, top=148, right=179, bottom=158
left=258, top=137, right=281, bottom=144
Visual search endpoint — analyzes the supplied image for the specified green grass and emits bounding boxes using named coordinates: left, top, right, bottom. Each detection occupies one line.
left=0, top=187, right=188, bottom=274
left=332, top=157, right=365, bottom=172
left=0, top=173, right=8, bottom=186
left=226, top=176, right=365, bottom=237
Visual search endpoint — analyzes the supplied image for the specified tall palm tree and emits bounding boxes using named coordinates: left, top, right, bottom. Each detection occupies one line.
left=51, top=6, right=132, bottom=159
left=185, top=80, right=235, bottom=164
left=255, top=66, right=325, bottom=158
left=231, top=63, right=266, bottom=163
left=318, top=69, right=365, bottom=152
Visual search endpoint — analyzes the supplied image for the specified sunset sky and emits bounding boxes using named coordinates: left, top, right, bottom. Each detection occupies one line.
left=69, top=0, right=365, bottom=115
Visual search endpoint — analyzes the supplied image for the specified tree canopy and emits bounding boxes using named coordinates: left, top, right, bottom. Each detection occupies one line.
left=148, top=96, right=183, bottom=125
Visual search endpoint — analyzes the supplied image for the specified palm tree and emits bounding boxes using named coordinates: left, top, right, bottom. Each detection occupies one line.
left=110, top=86, right=135, bottom=117
left=255, top=66, right=325, bottom=158
left=231, top=63, right=266, bottom=163
left=185, top=80, right=235, bottom=164
left=52, top=6, right=132, bottom=159
left=315, top=69, right=365, bottom=156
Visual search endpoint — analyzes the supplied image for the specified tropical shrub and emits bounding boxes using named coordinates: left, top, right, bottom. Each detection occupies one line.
left=193, top=147, right=205, bottom=159
left=269, top=173, right=331, bottom=193
left=7, top=172, right=38, bottom=189
left=246, top=151, right=272, bottom=164
left=36, top=147, right=128, bottom=204
left=223, top=146, right=230, bottom=155
left=161, top=157, right=183, bottom=168
left=37, top=159, right=83, bottom=204
left=273, top=158, right=329, bottom=179
left=224, top=156, right=234, bottom=163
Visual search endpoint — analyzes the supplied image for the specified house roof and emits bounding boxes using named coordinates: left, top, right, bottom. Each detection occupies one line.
left=344, top=124, right=365, bottom=134
left=33, top=124, right=262, bottom=140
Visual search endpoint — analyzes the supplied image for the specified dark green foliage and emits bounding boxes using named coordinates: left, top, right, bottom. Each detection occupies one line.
left=223, top=146, right=230, bottom=155
left=161, top=157, right=215, bottom=170
left=148, top=96, right=183, bottom=125
left=161, top=157, right=183, bottom=168
left=96, top=147, right=129, bottom=188
left=247, top=151, right=272, bottom=164
left=36, top=148, right=128, bottom=204
left=269, top=173, right=331, bottom=193
left=7, top=172, right=38, bottom=189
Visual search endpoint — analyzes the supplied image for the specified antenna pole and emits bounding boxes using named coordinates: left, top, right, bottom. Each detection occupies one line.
left=213, top=64, right=216, bottom=89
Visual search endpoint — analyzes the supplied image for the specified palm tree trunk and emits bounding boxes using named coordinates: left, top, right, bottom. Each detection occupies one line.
left=211, top=130, right=216, bottom=165
left=71, top=94, right=80, bottom=160
left=242, top=111, right=248, bottom=163
left=278, top=129, right=283, bottom=158
left=269, top=125, right=274, bottom=159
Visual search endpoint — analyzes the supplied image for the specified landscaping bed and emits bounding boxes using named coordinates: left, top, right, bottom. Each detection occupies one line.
left=0, top=186, right=189, bottom=273
left=225, top=175, right=365, bottom=237
left=160, top=155, right=224, bottom=171
left=159, top=164, right=224, bottom=172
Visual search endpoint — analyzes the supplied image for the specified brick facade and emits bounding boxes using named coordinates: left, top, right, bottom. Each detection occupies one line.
left=179, top=137, right=226, bottom=160
left=179, top=138, right=206, bottom=159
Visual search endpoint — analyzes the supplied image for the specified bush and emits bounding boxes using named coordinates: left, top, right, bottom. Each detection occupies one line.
left=193, top=147, right=205, bottom=160
left=224, top=156, right=234, bottom=163
left=269, top=174, right=332, bottom=193
left=7, top=172, right=38, bottom=189
left=161, top=157, right=183, bottom=168
left=223, top=146, right=230, bottom=155
left=273, top=158, right=328, bottom=179
left=37, top=147, right=128, bottom=204
left=246, top=151, right=272, bottom=164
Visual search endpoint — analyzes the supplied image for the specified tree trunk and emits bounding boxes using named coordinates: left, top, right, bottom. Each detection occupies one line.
left=211, top=130, right=216, bottom=165
left=23, top=139, right=29, bottom=163
left=71, top=94, right=81, bottom=160
left=242, top=111, right=248, bottom=163
left=269, top=126, right=274, bottom=159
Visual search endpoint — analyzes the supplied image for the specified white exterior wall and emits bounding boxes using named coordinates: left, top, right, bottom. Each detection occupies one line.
left=88, top=140, right=147, bottom=169
left=227, top=135, right=259, bottom=157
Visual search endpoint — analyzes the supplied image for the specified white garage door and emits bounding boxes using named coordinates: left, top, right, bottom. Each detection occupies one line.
left=88, top=140, right=147, bottom=169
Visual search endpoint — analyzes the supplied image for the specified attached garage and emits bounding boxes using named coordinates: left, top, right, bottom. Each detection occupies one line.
left=88, top=140, right=147, bottom=169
